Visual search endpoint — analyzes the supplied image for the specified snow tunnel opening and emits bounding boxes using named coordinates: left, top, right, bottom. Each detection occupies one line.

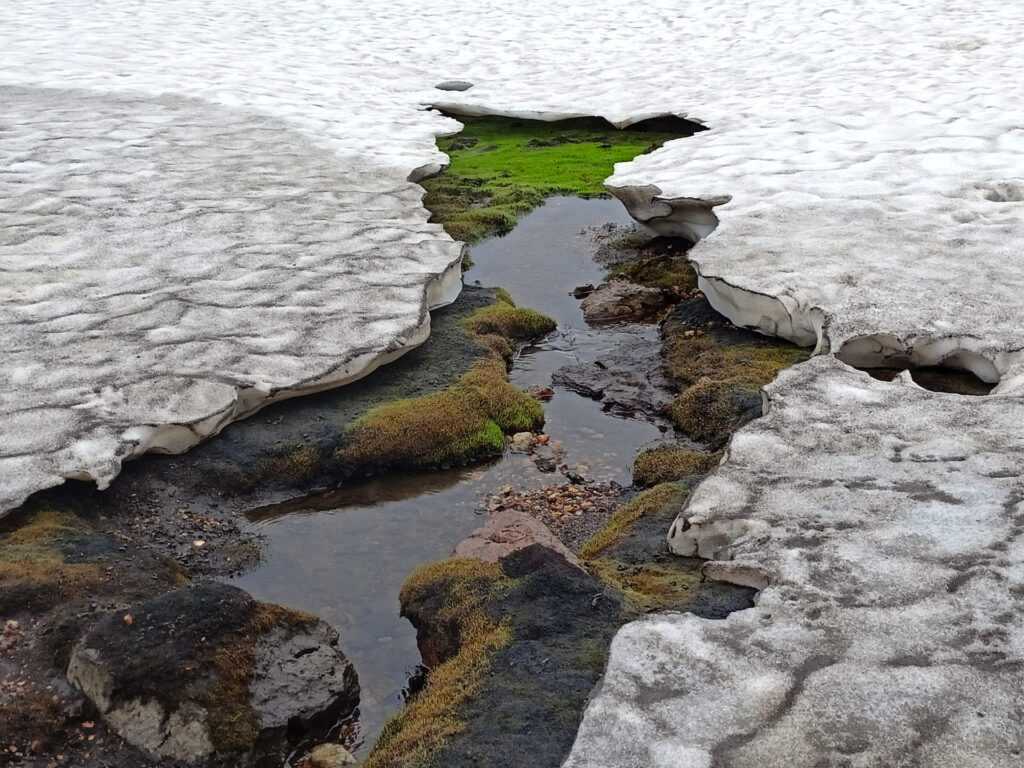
left=836, top=335, right=997, bottom=396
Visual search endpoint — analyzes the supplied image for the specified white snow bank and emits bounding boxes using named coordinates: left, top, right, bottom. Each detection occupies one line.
left=566, top=356, right=1024, bottom=767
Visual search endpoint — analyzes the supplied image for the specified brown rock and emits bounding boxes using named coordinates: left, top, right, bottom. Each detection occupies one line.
left=452, top=511, right=584, bottom=570
left=580, top=280, right=670, bottom=323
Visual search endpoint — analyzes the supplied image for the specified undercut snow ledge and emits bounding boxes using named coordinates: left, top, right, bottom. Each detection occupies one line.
left=565, top=355, right=1024, bottom=768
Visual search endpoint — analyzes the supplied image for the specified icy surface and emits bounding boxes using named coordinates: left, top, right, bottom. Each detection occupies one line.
left=566, top=356, right=1024, bottom=767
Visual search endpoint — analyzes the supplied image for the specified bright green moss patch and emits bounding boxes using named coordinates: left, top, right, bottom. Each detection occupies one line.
left=422, top=115, right=691, bottom=245
left=633, top=446, right=721, bottom=488
left=364, top=560, right=512, bottom=768
left=578, top=483, right=685, bottom=560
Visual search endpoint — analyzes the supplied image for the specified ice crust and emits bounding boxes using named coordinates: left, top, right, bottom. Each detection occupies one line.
left=566, top=357, right=1024, bottom=767
left=2, top=2, right=1024, bottom=763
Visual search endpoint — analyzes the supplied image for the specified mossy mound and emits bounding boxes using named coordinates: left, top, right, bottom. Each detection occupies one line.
left=335, top=302, right=551, bottom=474
left=632, top=445, right=722, bottom=488
left=663, top=296, right=811, bottom=447
left=605, top=235, right=699, bottom=292
left=0, top=505, right=187, bottom=616
left=364, top=560, right=513, bottom=768
left=422, top=115, right=696, bottom=246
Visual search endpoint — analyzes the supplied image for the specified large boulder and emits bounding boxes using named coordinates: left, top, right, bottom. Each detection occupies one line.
left=67, top=583, right=358, bottom=767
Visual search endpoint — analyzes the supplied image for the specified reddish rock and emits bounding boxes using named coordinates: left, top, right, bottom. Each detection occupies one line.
left=452, top=510, right=583, bottom=571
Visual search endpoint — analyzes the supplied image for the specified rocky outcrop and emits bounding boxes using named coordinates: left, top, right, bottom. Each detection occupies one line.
left=67, top=583, right=358, bottom=767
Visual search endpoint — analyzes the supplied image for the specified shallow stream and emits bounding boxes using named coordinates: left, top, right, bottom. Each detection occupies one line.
left=230, top=196, right=669, bottom=750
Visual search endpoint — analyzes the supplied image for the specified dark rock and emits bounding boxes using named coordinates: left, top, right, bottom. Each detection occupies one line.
left=571, top=284, right=596, bottom=299
left=434, top=80, right=474, bottom=91
left=67, top=583, right=358, bottom=767
left=552, top=327, right=673, bottom=421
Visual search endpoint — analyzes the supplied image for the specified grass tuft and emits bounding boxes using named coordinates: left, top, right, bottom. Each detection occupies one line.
left=578, top=484, right=685, bottom=560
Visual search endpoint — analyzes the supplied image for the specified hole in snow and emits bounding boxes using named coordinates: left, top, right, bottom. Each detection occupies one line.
left=836, top=335, right=998, bottom=395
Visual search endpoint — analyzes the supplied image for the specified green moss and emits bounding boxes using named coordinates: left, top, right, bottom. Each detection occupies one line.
left=587, top=557, right=702, bottom=613
left=257, top=444, right=321, bottom=485
left=459, top=303, right=556, bottom=343
left=633, top=446, right=721, bottom=488
left=421, top=115, right=687, bottom=245
left=335, top=301, right=550, bottom=474
left=607, top=254, right=698, bottom=292
left=578, top=484, right=685, bottom=560
left=663, top=317, right=811, bottom=447
left=0, top=508, right=187, bottom=615
left=364, top=559, right=512, bottom=768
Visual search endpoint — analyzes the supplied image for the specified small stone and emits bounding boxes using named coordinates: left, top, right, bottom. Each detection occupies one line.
left=2, top=620, right=19, bottom=635
left=304, top=742, right=357, bottom=767
left=526, top=386, right=555, bottom=402
left=536, top=434, right=550, bottom=445
left=509, top=432, right=537, bottom=453
left=572, top=284, right=596, bottom=299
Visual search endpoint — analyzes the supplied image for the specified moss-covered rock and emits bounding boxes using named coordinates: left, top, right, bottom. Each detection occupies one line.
left=334, top=306, right=549, bottom=474
left=67, top=583, right=358, bottom=768
left=662, top=296, right=811, bottom=447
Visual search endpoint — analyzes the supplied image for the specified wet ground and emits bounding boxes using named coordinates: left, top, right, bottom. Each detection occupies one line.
left=230, top=197, right=671, bottom=750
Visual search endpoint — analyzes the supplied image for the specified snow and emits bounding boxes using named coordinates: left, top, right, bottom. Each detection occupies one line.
left=2, top=1, right=1024, bottom=763
left=566, top=357, right=1024, bottom=767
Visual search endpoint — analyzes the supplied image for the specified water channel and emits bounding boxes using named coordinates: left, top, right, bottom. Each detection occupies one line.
left=230, top=196, right=670, bottom=751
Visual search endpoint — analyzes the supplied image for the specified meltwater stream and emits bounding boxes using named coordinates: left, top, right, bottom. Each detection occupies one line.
left=230, top=197, right=667, bottom=751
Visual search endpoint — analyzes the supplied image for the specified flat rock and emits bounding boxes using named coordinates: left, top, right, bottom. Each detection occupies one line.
left=565, top=356, right=1024, bottom=767
left=580, top=281, right=670, bottom=324
left=453, top=510, right=583, bottom=570
left=67, top=583, right=359, bottom=767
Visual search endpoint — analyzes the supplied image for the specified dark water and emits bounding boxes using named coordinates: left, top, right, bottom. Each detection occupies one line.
left=230, top=197, right=666, bottom=750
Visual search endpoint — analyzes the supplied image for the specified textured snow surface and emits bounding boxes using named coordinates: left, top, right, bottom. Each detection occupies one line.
left=567, top=357, right=1024, bottom=768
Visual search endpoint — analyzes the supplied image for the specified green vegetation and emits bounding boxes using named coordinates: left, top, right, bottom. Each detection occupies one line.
left=663, top=305, right=811, bottom=447
left=605, top=236, right=699, bottom=292
left=364, top=560, right=512, bottom=768
left=336, top=301, right=551, bottom=473
left=632, top=446, right=721, bottom=488
left=421, top=115, right=686, bottom=246
left=578, top=483, right=685, bottom=560
left=0, top=507, right=186, bottom=615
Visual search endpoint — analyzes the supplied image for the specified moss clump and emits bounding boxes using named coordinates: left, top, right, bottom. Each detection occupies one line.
left=458, top=303, right=556, bottom=343
left=422, top=115, right=691, bottom=245
left=632, top=446, right=721, bottom=488
left=335, top=301, right=550, bottom=474
left=662, top=299, right=812, bottom=447
left=578, top=483, right=685, bottom=560
left=364, top=559, right=512, bottom=768
left=257, top=444, right=321, bottom=485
